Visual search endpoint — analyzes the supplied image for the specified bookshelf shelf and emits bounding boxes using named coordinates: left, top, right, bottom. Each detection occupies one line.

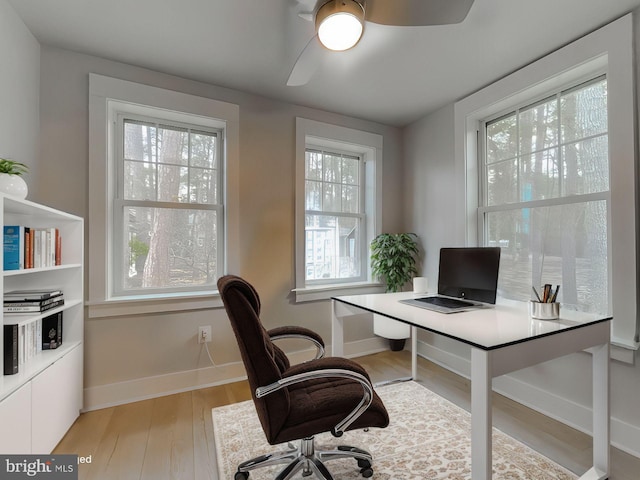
left=0, top=194, right=84, bottom=454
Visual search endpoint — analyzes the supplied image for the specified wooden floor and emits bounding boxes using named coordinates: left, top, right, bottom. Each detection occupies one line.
left=55, top=350, right=640, bottom=479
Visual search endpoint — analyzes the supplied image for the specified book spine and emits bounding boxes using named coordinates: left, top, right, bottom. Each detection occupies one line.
left=4, top=295, right=64, bottom=307
left=24, top=227, right=31, bottom=269
left=3, top=225, right=24, bottom=270
left=4, top=298, right=65, bottom=313
left=3, top=324, right=19, bottom=375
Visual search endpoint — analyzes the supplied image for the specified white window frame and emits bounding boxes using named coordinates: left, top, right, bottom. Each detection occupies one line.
left=112, top=110, right=225, bottom=297
left=294, top=118, right=384, bottom=302
left=454, top=14, right=638, bottom=355
left=87, top=74, right=239, bottom=318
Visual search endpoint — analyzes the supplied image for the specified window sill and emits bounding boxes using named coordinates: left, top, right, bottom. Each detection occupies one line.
left=293, top=282, right=385, bottom=303
left=86, top=291, right=223, bottom=319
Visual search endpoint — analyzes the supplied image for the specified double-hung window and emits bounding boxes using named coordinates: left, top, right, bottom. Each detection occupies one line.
left=304, top=147, right=365, bottom=284
left=480, top=76, right=609, bottom=313
left=294, top=118, right=383, bottom=301
left=114, top=115, right=223, bottom=295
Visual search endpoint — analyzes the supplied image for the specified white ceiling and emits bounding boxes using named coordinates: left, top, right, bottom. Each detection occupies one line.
left=8, top=0, right=640, bottom=126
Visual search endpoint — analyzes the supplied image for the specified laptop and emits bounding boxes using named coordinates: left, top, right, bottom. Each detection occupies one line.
left=400, top=247, right=501, bottom=314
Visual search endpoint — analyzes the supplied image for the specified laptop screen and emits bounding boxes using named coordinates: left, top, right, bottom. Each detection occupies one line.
left=438, top=247, right=501, bottom=304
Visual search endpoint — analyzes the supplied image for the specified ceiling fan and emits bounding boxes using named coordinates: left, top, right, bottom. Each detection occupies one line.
left=288, top=0, right=475, bottom=86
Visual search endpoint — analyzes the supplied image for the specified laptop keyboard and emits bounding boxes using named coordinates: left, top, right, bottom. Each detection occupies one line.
left=416, top=296, right=476, bottom=309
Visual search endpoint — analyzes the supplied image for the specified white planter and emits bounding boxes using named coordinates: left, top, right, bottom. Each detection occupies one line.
left=373, top=314, right=410, bottom=340
left=0, top=174, right=28, bottom=199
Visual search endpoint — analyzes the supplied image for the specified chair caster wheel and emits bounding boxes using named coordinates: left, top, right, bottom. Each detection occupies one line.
left=360, top=467, right=373, bottom=478
left=357, top=459, right=372, bottom=469
left=234, top=472, right=249, bottom=480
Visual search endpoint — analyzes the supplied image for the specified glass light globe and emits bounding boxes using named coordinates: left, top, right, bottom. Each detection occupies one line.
left=317, top=12, right=364, bottom=51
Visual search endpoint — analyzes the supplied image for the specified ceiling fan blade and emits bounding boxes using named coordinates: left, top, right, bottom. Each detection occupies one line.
left=365, top=0, right=475, bottom=26
left=287, top=35, right=323, bottom=86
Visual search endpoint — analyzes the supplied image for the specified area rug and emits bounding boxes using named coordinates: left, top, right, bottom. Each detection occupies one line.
left=212, top=381, right=577, bottom=479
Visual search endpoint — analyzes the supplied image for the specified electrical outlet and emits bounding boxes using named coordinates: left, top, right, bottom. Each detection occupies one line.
left=198, top=326, right=212, bottom=344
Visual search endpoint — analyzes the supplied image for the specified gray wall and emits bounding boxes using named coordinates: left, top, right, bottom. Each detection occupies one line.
left=36, top=46, right=403, bottom=405
left=0, top=0, right=39, bottom=182
left=402, top=16, right=640, bottom=457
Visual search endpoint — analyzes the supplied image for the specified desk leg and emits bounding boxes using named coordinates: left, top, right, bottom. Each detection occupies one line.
left=411, top=326, right=418, bottom=380
left=331, top=300, right=344, bottom=357
left=471, top=348, right=492, bottom=480
left=591, top=341, right=610, bottom=479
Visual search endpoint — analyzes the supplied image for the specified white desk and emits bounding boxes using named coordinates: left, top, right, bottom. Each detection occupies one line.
left=331, top=292, right=611, bottom=480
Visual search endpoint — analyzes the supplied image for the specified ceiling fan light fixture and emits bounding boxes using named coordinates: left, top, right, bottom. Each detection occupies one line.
left=316, top=0, right=365, bottom=51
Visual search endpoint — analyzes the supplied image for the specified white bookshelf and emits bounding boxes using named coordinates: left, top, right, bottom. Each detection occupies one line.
left=0, top=194, right=84, bottom=453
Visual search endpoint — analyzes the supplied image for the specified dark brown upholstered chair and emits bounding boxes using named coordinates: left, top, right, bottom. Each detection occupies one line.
left=218, top=275, right=389, bottom=480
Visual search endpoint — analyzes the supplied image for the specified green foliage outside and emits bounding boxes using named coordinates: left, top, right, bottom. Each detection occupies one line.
left=129, top=237, right=149, bottom=262
left=370, top=233, right=419, bottom=293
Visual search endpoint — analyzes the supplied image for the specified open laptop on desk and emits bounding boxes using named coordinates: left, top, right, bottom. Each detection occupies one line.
left=400, top=247, right=501, bottom=313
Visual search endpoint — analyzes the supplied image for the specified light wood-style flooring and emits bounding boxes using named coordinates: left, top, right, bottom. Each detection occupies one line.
left=54, top=350, right=639, bottom=479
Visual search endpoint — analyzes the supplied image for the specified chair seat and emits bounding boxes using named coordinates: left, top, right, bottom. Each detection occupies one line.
left=273, top=377, right=389, bottom=444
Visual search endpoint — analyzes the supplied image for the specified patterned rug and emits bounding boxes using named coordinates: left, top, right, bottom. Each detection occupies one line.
left=212, top=381, right=577, bottom=479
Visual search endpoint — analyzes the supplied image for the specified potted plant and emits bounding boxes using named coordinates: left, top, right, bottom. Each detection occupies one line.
left=0, top=158, right=29, bottom=199
left=370, top=233, right=420, bottom=350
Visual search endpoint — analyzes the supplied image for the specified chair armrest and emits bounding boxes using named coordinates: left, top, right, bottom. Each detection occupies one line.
left=267, top=326, right=325, bottom=359
left=255, top=357, right=373, bottom=437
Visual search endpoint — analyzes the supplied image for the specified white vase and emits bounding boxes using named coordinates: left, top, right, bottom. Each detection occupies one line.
left=0, top=174, right=28, bottom=199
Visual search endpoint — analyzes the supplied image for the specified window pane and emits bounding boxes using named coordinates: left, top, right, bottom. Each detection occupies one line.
left=124, top=160, right=156, bottom=200
left=123, top=206, right=218, bottom=290
left=306, top=150, right=322, bottom=180
left=191, top=132, right=217, bottom=168
left=190, top=167, right=217, bottom=203
left=306, top=180, right=321, bottom=210
left=486, top=114, right=517, bottom=163
left=561, top=79, right=608, bottom=143
left=342, top=156, right=359, bottom=185
left=323, top=183, right=341, bottom=212
left=158, top=126, right=188, bottom=166
left=519, top=98, right=558, bottom=155
left=520, top=148, right=560, bottom=201
left=305, top=214, right=361, bottom=281
left=486, top=200, right=608, bottom=313
left=487, top=159, right=517, bottom=206
left=124, top=121, right=156, bottom=163
left=323, top=153, right=341, bottom=182
left=562, top=135, right=609, bottom=195
left=343, top=185, right=359, bottom=213
left=157, top=164, right=187, bottom=202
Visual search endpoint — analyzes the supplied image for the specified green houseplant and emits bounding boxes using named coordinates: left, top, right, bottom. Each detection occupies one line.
left=370, top=233, right=419, bottom=293
left=370, top=233, right=420, bottom=350
left=0, top=158, right=29, bottom=199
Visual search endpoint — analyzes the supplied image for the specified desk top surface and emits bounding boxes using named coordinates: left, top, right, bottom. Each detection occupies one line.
left=333, top=292, right=611, bottom=350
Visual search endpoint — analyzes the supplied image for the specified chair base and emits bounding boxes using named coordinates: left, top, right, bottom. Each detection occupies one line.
left=235, top=436, right=374, bottom=480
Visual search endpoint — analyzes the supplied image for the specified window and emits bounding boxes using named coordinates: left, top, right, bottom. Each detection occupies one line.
left=294, top=118, right=383, bottom=302
left=114, top=115, right=223, bottom=295
left=454, top=15, right=637, bottom=353
left=88, top=74, right=239, bottom=317
left=304, top=147, right=365, bottom=284
left=481, top=77, right=609, bottom=313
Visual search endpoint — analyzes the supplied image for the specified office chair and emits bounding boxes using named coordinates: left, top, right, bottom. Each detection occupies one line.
left=218, top=275, right=389, bottom=480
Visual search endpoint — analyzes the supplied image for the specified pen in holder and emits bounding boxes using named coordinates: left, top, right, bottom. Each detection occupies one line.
left=530, top=284, right=560, bottom=320
left=530, top=301, right=560, bottom=320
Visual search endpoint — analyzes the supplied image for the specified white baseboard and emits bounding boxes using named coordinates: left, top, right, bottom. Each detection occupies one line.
left=83, top=337, right=388, bottom=412
left=416, top=339, right=640, bottom=458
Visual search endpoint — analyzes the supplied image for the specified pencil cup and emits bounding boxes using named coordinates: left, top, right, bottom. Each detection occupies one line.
left=530, top=301, right=560, bottom=320
left=413, top=277, right=428, bottom=294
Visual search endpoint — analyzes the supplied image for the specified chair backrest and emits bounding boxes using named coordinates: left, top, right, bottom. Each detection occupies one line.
left=217, top=275, right=291, bottom=443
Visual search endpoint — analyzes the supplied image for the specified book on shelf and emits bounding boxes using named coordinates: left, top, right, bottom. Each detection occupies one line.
left=3, top=225, right=25, bottom=270
left=2, top=226, right=62, bottom=271
left=3, top=290, right=65, bottom=314
left=42, top=311, right=63, bottom=350
left=3, top=324, right=19, bottom=375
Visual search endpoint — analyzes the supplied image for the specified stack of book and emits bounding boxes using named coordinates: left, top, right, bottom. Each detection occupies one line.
left=3, top=311, right=64, bottom=375
left=3, top=225, right=62, bottom=271
left=3, top=289, right=64, bottom=314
